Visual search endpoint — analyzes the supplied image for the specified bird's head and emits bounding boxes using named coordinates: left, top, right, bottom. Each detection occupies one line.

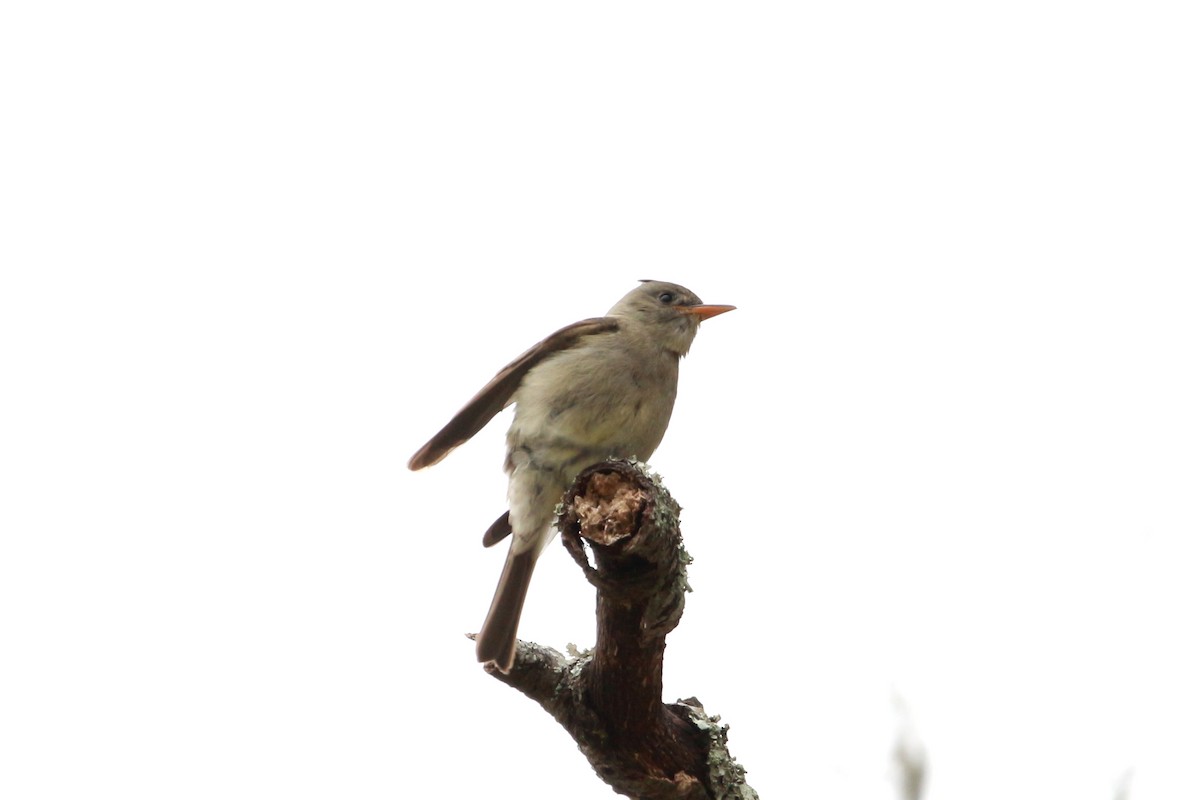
left=608, top=280, right=735, bottom=356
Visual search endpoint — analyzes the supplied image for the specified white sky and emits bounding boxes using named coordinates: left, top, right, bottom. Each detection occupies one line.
left=3, top=3, right=1198, bottom=799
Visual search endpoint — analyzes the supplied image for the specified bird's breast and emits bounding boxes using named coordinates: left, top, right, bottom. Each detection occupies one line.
left=508, top=344, right=680, bottom=463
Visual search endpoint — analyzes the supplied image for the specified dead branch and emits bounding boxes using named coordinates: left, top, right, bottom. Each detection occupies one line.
left=479, top=459, right=758, bottom=800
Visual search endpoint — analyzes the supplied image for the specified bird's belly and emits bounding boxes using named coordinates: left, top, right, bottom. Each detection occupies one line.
left=513, top=384, right=671, bottom=463
left=506, top=347, right=678, bottom=490
left=503, top=397, right=667, bottom=550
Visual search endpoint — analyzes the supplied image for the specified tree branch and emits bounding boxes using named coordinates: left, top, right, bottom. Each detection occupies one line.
left=480, top=459, right=758, bottom=800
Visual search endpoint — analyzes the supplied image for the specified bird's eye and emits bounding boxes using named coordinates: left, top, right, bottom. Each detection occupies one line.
left=658, top=291, right=676, bottom=304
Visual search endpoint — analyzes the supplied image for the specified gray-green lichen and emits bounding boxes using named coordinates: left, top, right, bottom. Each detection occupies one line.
left=677, top=698, right=760, bottom=800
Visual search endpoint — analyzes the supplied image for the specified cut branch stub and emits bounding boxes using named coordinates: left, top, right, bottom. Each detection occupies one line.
left=561, top=460, right=686, bottom=613
left=481, top=459, right=758, bottom=800
left=560, top=460, right=707, bottom=791
left=571, top=468, right=646, bottom=546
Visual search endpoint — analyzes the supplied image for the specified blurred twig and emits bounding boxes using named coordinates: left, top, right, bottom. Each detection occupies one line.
left=891, top=692, right=928, bottom=800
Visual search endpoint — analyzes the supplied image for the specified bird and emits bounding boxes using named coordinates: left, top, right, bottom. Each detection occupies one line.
left=408, top=280, right=734, bottom=672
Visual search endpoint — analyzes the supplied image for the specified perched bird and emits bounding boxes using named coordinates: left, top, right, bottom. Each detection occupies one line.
left=409, top=280, right=734, bottom=672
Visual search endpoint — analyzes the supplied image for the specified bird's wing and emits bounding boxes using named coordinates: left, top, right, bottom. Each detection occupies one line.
left=407, top=316, right=620, bottom=470
left=481, top=510, right=511, bottom=547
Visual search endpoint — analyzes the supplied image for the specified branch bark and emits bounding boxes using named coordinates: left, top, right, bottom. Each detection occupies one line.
left=479, top=459, right=758, bottom=800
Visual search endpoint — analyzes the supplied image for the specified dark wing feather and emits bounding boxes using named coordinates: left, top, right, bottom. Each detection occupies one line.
left=407, top=316, right=620, bottom=470
left=481, top=511, right=511, bottom=547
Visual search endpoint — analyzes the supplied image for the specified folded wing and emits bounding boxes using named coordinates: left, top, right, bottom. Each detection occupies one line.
left=407, top=316, right=620, bottom=470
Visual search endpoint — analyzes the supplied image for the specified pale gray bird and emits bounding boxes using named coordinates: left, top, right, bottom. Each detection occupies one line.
left=409, top=280, right=734, bottom=672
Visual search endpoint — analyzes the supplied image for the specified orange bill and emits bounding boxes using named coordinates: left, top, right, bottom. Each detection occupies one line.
left=683, top=304, right=736, bottom=321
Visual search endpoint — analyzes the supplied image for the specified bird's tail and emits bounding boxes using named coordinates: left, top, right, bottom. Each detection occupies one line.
left=475, top=548, right=536, bottom=672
